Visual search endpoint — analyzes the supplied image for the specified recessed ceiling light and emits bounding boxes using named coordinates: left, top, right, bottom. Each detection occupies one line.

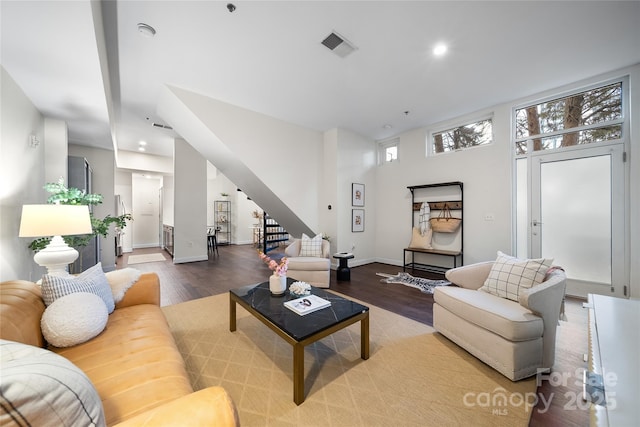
left=137, top=23, right=156, bottom=38
left=139, top=140, right=147, bottom=146
left=383, top=124, right=393, bottom=129
left=433, top=43, right=447, bottom=56
left=138, top=147, right=146, bottom=152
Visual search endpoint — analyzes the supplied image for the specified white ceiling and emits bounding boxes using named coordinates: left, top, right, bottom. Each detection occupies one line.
left=2, top=1, right=640, bottom=160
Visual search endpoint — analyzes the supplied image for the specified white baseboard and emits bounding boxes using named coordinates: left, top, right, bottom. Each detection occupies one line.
left=173, top=255, right=208, bottom=264
left=133, top=243, right=160, bottom=249
left=235, top=240, right=254, bottom=245
left=374, top=257, right=403, bottom=267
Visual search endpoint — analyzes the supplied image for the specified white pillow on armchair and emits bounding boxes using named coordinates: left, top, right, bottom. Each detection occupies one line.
left=285, top=235, right=331, bottom=288
left=285, top=235, right=329, bottom=258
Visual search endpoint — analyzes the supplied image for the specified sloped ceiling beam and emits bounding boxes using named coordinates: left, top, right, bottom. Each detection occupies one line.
left=157, top=85, right=316, bottom=240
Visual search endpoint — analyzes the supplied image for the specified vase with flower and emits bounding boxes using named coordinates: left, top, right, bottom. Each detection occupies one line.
left=258, top=251, right=288, bottom=296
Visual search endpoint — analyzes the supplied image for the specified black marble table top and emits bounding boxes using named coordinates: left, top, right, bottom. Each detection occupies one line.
left=230, top=278, right=369, bottom=341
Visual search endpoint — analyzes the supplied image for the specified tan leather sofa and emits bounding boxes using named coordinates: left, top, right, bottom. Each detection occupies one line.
left=0, top=273, right=239, bottom=426
left=433, top=261, right=566, bottom=381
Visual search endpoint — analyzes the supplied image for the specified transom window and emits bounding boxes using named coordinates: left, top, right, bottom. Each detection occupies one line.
left=430, top=118, right=493, bottom=154
left=378, top=138, right=399, bottom=164
left=514, top=82, right=623, bottom=155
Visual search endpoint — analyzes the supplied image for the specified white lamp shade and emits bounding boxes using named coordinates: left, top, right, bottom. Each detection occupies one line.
left=19, top=205, right=92, bottom=237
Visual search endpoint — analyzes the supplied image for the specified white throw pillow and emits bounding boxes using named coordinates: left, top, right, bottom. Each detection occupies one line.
left=41, top=262, right=115, bottom=313
left=408, top=227, right=433, bottom=249
left=41, top=292, right=109, bottom=348
left=299, top=233, right=323, bottom=257
left=480, top=251, right=553, bottom=302
left=0, top=339, right=106, bottom=426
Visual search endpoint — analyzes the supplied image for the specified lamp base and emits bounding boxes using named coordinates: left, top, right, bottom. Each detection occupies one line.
left=33, top=235, right=79, bottom=278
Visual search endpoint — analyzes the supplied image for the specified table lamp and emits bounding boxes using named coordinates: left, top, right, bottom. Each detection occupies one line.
left=19, top=204, right=93, bottom=277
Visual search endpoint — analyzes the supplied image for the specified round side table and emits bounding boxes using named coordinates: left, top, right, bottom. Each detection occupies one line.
left=333, top=253, right=354, bottom=281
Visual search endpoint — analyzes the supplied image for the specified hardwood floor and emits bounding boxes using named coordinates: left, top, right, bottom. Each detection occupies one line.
left=117, top=244, right=589, bottom=426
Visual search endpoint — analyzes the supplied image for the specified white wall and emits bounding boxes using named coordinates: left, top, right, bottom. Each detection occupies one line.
left=114, top=169, right=133, bottom=253
left=335, top=128, right=377, bottom=266
left=321, top=129, right=338, bottom=258
left=173, top=138, right=207, bottom=263
left=44, top=118, right=68, bottom=183
left=162, top=175, right=174, bottom=227
left=375, top=106, right=512, bottom=267
left=0, top=66, right=46, bottom=282
left=117, top=150, right=172, bottom=175
left=235, top=190, right=262, bottom=245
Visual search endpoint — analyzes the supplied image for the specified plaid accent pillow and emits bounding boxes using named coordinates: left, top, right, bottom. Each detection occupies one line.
left=479, top=251, right=553, bottom=302
left=41, top=262, right=115, bottom=313
left=299, top=233, right=323, bottom=257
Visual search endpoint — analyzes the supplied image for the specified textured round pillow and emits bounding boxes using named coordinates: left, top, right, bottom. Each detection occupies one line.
left=41, top=292, right=108, bottom=348
left=0, top=339, right=105, bottom=426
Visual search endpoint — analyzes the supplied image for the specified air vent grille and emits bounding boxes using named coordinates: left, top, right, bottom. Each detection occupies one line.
left=322, top=33, right=344, bottom=50
left=152, top=122, right=173, bottom=130
left=321, top=31, right=357, bottom=58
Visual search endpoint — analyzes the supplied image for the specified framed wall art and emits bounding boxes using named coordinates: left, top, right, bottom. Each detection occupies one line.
left=352, top=209, right=364, bottom=232
left=352, top=183, right=365, bottom=206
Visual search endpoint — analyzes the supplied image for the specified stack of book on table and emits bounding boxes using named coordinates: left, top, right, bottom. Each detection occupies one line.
left=284, top=294, right=331, bottom=315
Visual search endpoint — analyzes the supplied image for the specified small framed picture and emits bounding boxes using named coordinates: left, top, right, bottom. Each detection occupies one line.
left=352, top=183, right=365, bottom=206
left=352, top=209, right=364, bottom=232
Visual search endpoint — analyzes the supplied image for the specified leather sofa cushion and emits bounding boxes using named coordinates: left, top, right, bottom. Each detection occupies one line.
left=434, top=286, right=543, bottom=342
left=0, top=281, right=45, bottom=348
left=287, top=257, right=331, bottom=271
left=51, top=304, right=193, bottom=426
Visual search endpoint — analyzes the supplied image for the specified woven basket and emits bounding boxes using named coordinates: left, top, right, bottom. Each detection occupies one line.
left=429, top=204, right=461, bottom=233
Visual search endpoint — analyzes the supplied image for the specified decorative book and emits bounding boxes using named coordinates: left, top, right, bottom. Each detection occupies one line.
left=284, top=294, right=331, bottom=316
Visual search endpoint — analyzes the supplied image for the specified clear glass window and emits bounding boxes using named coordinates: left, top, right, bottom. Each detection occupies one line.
left=514, top=82, right=623, bottom=155
left=385, top=145, right=397, bottom=162
left=431, top=118, right=493, bottom=154
left=378, top=139, right=399, bottom=164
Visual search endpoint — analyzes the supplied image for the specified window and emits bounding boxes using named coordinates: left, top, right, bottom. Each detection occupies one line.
left=378, top=138, right=399, bottom=164
left=430, top=118, right=493, bottom=154
left=514, top=82, right=623, bottom=155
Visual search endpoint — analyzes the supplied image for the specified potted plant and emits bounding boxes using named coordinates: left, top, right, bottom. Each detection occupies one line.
left=28, top=179, right=133, bottom=272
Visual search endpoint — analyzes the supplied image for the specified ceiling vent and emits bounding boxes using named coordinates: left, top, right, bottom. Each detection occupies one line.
left=152, top=122, right=173, bottom=130
left=321, top=31, right=357, bottom=58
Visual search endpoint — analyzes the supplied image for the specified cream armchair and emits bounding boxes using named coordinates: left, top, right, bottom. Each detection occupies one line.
left=433, top=261, right=566, bottom=381
left=284, top=238, right=331, bottom=288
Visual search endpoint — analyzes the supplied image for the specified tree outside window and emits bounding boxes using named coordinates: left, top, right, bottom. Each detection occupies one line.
left=431, top=118, right=493, bottom=154
left=514, top=82, right=623, bottom=155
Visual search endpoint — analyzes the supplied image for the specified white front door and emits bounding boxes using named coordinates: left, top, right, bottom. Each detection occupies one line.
left=530, top=144, right=626, bottom=298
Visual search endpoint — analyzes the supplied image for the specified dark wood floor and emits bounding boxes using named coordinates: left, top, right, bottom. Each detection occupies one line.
left=117, top=244, right=588, bottom=426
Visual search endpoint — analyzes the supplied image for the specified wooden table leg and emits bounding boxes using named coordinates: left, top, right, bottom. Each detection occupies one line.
left=361, top=312, right=370, bottom=360
left=229, top=295, right=236, bottom=332
left=293, top=343, right=305, bottom=405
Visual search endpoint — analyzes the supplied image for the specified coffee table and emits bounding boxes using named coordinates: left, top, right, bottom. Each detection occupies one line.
left=229, top=279, right=369, bottom=405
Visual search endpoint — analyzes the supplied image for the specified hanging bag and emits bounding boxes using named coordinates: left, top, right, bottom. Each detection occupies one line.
left=429, top=203, right=461, bottom=233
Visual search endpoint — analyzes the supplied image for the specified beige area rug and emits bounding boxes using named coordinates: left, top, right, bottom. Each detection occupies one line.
left=162, top=293, right=536, bottom=426
left=126, top=253, right=167, bottom=265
